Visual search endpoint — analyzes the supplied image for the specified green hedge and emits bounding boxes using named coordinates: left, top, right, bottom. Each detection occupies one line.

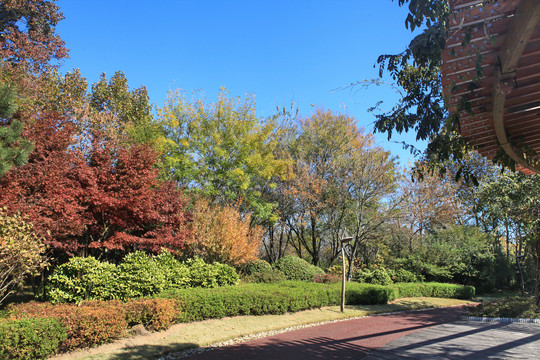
left=3, top=281, right=474, bottom=357
left=158, top=281, right=475, bottom=323
left=388, top=282, right=475, bottom=300
left=47, top=252, right=239, bottom=303
left=0, top=317, right=67, bottom=360
left=158, top=282, right=337, bottom=322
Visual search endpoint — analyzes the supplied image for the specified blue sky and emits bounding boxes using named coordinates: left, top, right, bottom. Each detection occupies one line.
left=56, top=0, right=426, bottom=165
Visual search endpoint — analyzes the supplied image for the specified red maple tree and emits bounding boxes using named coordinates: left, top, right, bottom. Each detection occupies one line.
left=0, top=112, right=189, bottom=259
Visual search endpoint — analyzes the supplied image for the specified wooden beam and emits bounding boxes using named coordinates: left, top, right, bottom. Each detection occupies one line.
left=493, top=0, right=540, bottom=173
left=499, top=0, right=540, bottom=74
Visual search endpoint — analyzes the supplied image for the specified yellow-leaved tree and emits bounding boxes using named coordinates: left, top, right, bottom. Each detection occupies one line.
left=183, top=199, right=262, bottom=268
left=0, top=208, right=48, bottom=305
left=159, top=88, right=290, bottom=222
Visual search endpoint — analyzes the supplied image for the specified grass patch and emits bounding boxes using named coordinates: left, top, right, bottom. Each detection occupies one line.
left=50, top=297, right=475, bottom=360
left=467, top=296, right=539, bottom=319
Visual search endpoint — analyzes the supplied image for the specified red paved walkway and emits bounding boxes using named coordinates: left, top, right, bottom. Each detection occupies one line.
left=185, top=307, right=465, bottom=360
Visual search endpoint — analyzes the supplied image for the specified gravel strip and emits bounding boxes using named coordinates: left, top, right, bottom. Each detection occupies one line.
left=462, top=315, right=540, bottom=324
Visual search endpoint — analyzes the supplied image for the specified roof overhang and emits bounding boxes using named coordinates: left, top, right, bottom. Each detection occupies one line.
left=443, top=0, right=540, bottom=174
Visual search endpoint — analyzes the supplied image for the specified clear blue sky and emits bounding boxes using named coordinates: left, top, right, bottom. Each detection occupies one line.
left=56, top=0, right=426, bottom=166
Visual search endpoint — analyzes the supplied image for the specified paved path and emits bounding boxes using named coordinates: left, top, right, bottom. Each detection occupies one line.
left=364, top=321, right=540, bottom=359
left=185, top=307, right=465, bottom=360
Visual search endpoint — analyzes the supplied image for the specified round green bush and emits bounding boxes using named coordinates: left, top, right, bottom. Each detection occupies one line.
left=118, top=251, right=168, bottom=299
left=389, top=268, right=423, bottom=283
left=353, top=268, right=393, bottom=285
left=370, top=268, right=393, bottom=285
left=155, top=251, right=191, bottom=289
left=244, top=269, right=286, bottom=283
left=243, top=259, right=272, bottom=275
left=47, top=256, right=119, bottom=303
left=47, top=253, right=239, bottom=303
left=214, top=262, right=240, bottom=286
left=273, top=255, right=324, bottom=281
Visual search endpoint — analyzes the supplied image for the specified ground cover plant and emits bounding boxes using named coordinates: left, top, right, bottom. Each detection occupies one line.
left=468, top=296, right=539, bottom=319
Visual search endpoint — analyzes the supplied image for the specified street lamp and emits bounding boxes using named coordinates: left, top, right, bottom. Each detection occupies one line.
left=340, top=236, right=353, bottom=312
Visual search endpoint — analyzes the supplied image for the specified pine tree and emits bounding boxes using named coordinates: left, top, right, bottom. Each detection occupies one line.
left=0, top=82, right=34, bottom=177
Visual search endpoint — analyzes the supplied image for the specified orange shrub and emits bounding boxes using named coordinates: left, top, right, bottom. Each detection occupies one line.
left=122, top=298, right=178, bottom=331
left=7, top=301, right=127, bottom=350
left=184, top=200, right=261, bottom=267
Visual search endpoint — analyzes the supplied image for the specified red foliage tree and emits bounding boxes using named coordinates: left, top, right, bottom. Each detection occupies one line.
left=0, top=112, right=189, bottom=258
left=0, top=113, right=88, bottom=255
left=84, top=138, right=189, bottom=253
left=0, top=0, right=68, bottom=72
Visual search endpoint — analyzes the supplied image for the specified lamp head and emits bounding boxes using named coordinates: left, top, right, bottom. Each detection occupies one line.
left=341, top=236, right=353, bottom=244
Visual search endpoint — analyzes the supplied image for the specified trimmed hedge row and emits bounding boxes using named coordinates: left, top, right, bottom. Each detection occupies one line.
left=4, top=298, right=178, bottom=356
left=389, top=282, right=475, bottom=300
left=157, top=281, right=474, bottom=322
left=0, top=317, right=67, bottom=360
left=1, top=281, right=474, bottom=358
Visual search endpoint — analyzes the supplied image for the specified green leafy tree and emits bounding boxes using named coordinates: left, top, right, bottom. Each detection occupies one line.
left=370, top=0, right=497, bottom=178
left=273, top=109, right=398, bottom=268
left=476, top=172, right=540, bottom=302
left=160, top=88, right=290, bottom=220
left=0, top=82, right=34, bottom=176
left=89, top=71, right=161, bottom=145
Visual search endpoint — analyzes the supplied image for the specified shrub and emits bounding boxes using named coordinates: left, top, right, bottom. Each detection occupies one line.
left=214, top=262, right=240, bottom=286
left=313, top=273, right=341, bottom=284
left=353, top=268, right=393, bottom=285
left=7, top=301, right=127, bottom=350
left=345, top=283, right=394, bottom=304
left=388, top=282, right=475, bottom=300
left=184, top=199, right=261, bottom=267
left=273, top=256, right=324, bottom=281
left=0, top=208, right=48, bottom=306
left=243, top=259, right=273, bottom=275
left=155, top=251, right=191, bottom=289
left=158, top=281, right=397, bottom=323
left=47, top=252, right=239, bottom=303
left=47, top=256, right=119, bottom=303
left=0, top=317, right=67, bottom=360
left=244, top=269, right=287, bottom=283
left=387, top=268, right=424, bottom=283
left=117, top=251, right=169, bottom=299
left=122, top=298, right=178, bottom=331
left=186, top=258, right=239, bottom=288
left=326, top=265, right=340, bottom=276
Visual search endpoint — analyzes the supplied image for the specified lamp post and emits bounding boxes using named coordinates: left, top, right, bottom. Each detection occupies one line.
left=340, top=236, right=353, bottom=312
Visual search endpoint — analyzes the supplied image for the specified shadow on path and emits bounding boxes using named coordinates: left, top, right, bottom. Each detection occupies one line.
left=184, top=307, right=465, bottom=360
left=364, top=322, right=540, bottom=360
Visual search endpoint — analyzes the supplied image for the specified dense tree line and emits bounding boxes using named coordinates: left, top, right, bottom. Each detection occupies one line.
left=0, top=0, right=539, bottom=305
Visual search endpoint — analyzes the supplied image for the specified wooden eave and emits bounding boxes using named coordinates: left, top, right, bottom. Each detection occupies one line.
left=443, top=0, right=540, bottom=174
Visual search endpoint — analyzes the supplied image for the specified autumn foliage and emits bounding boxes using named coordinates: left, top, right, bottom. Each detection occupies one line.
left=0, top=208, right=47, bottom=305
left=0, top=0, right=68, bottom=72
left=0, top=112, right=189, bottom=257
left=184, top=200, right=261, bottom=267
